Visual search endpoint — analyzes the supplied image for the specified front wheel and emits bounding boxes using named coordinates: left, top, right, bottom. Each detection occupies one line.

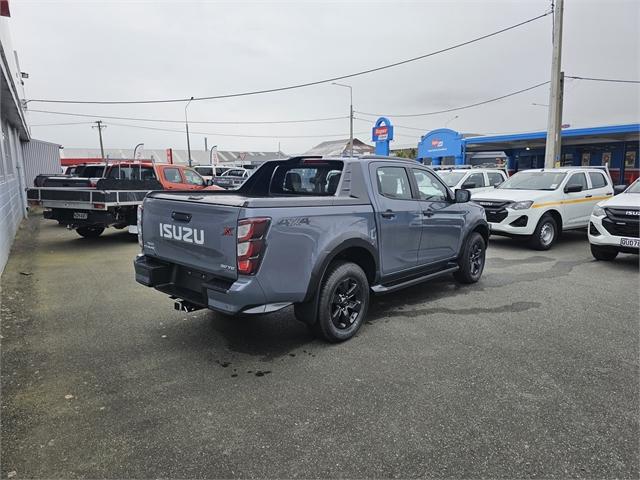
left=590, top=244, right=618, bottom=261
left=312, top=261, right=369, bottom=343
left=529, top=214, right=557, bottom=250
left=76, top=226, right=105, bottom=238
left=454, top=232, right=486, bottom=284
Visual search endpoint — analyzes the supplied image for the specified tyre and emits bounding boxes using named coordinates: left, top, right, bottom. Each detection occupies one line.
left=454, top=232, right=486, bottom=284
left=311, top=261, right=369, bottom=343
left=529, top=214, right=557, bottom=250
left=76, top=226, right=105, bottom=238
left=590, top=244, right=618, bottom=261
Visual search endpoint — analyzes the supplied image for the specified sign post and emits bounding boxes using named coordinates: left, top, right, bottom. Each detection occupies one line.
left=372, top=117, right=394, bottom=156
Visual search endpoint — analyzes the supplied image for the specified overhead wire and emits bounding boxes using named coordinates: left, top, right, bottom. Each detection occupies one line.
left=25, top=10, right=552, bottom=105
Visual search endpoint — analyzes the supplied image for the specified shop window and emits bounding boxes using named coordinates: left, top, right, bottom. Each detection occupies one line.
left=625, top=151, right=637, bottom=168
left=581, top=152, right=591, bottom=167
left=560, top=153, right=574, bottom=167
left=602, top=152, right=612, bottom=166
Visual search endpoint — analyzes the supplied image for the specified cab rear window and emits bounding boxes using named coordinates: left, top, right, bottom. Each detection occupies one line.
left=269, top=160, right=343, bottom=195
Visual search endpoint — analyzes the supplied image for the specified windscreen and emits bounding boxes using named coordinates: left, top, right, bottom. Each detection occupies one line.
left=270, top=160, right=343, bottom=195
left=498, top=171, right=566, bottom=191
left=626, top=179, right=640, bottom=193
left=437, top=171, right=467, bottom=187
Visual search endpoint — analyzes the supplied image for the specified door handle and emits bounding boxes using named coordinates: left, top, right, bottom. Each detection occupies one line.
left=422, top=209, right=434, bottom=217
left=381, top=209, right=395, bottom=219
left=585, top=194, right=593, bottom=198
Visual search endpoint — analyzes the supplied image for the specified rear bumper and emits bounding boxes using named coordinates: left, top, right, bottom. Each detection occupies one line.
left=134, top=255, right=272, bottom=315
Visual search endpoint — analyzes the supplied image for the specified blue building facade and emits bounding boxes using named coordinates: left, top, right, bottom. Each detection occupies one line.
left=415, top=124, right=639, bottom=184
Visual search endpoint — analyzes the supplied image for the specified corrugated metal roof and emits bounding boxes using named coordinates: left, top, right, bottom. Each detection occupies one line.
left=304, top=138, right=374, bottom=157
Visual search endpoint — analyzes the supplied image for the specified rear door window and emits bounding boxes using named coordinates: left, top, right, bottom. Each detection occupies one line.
left=588, top=171, right=607, bottom=189
left=107, top=165, right=155, bottom=180
left=376, top=167, right=413, bottom=200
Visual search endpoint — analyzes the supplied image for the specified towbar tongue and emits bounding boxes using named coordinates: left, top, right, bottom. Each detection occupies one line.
left=174, top=300, right=204, bottom=313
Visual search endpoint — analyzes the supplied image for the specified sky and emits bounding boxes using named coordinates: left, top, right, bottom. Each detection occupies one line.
left=8, top=0, right=640, bottom=155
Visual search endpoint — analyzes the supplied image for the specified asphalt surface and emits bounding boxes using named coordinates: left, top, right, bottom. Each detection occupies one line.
left=1, top=213, right=638, bottom=479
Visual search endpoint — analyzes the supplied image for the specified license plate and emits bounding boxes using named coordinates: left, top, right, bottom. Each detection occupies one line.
left=620, top=238, right=640, bottom=248
left=73, top=212, right=88, bottom=220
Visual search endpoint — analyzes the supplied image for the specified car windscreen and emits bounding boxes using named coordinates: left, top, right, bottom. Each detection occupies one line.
left=437, top=171, right=467, bottom=187
left=269, top=160, right=343, bottom=195
left=626, top=179, right=640, bottom=193
left=498, top=172, right=567, bottom=191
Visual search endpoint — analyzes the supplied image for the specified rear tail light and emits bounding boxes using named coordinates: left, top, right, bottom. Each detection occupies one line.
left=93, top=203, right=106, bottom=210
left=237, top=217, right=270, bottom=275
left=137, top=204, right=144, bottom=248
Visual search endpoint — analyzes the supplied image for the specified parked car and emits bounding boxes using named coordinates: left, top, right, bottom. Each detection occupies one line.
left=193, top=165, right=231, bottom=182
left=436, top=168, right=507, bottom=193
left=472, top=167, right=614, bottom=250
left=34, top=164, right=109, bottom=187
left=588, top=178, right=640, bottom=260
left=134, top=155, right=489, bottom=342
left=28, top=163, right=223, bottom=238
left=211, top=167, right=251, bottom=189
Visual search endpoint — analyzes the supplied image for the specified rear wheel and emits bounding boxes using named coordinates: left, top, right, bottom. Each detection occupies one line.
left=529, top=214, right=557, bottom=250
left=76, top=226, right=105, bottom=238
left=590, top=244, right=618, bottom=261
left=312, top=261, right=369, bottom=343
left=454, top=232, right=486, bottom=284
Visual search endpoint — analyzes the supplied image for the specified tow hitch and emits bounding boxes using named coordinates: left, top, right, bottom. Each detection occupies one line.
left=173, top=300, right=204, bottom=312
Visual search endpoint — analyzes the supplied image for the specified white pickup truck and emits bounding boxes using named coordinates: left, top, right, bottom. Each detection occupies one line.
left=588, top=178, right=640, bottom=260
left=436, top=168, right=508, bottom=193
left=472, top=167, right=614, bottom=250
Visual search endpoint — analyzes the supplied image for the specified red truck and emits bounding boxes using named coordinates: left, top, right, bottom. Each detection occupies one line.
left=27, top=162, right=223, bottom=238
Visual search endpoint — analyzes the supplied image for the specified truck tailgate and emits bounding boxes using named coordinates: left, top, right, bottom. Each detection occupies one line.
left=142, top=197, right=241, bottom=281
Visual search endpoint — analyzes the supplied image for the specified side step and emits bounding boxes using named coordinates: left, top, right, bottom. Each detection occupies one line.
left=371, top=266, right=459, bottom=294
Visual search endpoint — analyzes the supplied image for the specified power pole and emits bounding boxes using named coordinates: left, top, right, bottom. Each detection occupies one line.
left=544, top=0, right=564, bottom=168
left=92, top=120, right=106, bottom=160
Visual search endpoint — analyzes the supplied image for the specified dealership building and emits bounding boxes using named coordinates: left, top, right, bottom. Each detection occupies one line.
left=416, top=123, right=640, bottom=184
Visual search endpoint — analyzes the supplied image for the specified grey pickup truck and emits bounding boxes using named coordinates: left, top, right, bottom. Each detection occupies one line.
left=134, top=155, right=489, bottom=342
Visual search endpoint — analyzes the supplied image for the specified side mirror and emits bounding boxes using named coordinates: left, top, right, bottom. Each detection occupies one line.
left=564, top=184, right=583, bottom=193
left=613, top=184, right=627, bottom=195
left=461, top=182, right=476, bottom=189
left=455, top=189, right=471, bottom=203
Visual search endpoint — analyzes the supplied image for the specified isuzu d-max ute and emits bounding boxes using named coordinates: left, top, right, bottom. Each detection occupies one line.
left=134, top=156, right=489, bottom=342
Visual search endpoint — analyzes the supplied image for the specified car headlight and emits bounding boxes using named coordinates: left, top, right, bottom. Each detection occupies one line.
left=592, top=205, right=605, bottom=217
left=509, top=200, right=533, bottom=210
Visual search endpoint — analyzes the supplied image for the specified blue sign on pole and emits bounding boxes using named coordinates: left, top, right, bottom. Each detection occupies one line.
left=372, top=117, right=394, bottom=155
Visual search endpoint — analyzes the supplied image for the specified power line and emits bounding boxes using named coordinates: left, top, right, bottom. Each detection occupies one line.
left=30, top=121, right=95, bottom=127
left=28, top=109, right=349, bottom=125
left=566, top=75, right=640, bottom=84
left=25, top=11, right=551, bottom=105
left=105, top=120, right=375, bottom=139
left=356, top=81, right=550, bottom=118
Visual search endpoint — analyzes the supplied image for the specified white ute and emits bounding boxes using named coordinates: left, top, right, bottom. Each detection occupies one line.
left=588, top=178, right=640, bottom=260
left=436, top=168, right=507, bottom=193
left=472, top=168, right=614, bottom=250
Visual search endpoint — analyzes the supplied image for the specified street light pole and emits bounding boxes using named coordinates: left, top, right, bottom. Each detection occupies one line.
left=133, top=142, right=144, bottom=160
left=185, top=96, right=194, bottom=167
left=332, top=82, right=353, bottom=157
left=544, top=0, right=564, bottom=168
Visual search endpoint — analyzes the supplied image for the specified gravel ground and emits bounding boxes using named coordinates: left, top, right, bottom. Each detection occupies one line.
left=1, top=213, right=638, bottom=479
